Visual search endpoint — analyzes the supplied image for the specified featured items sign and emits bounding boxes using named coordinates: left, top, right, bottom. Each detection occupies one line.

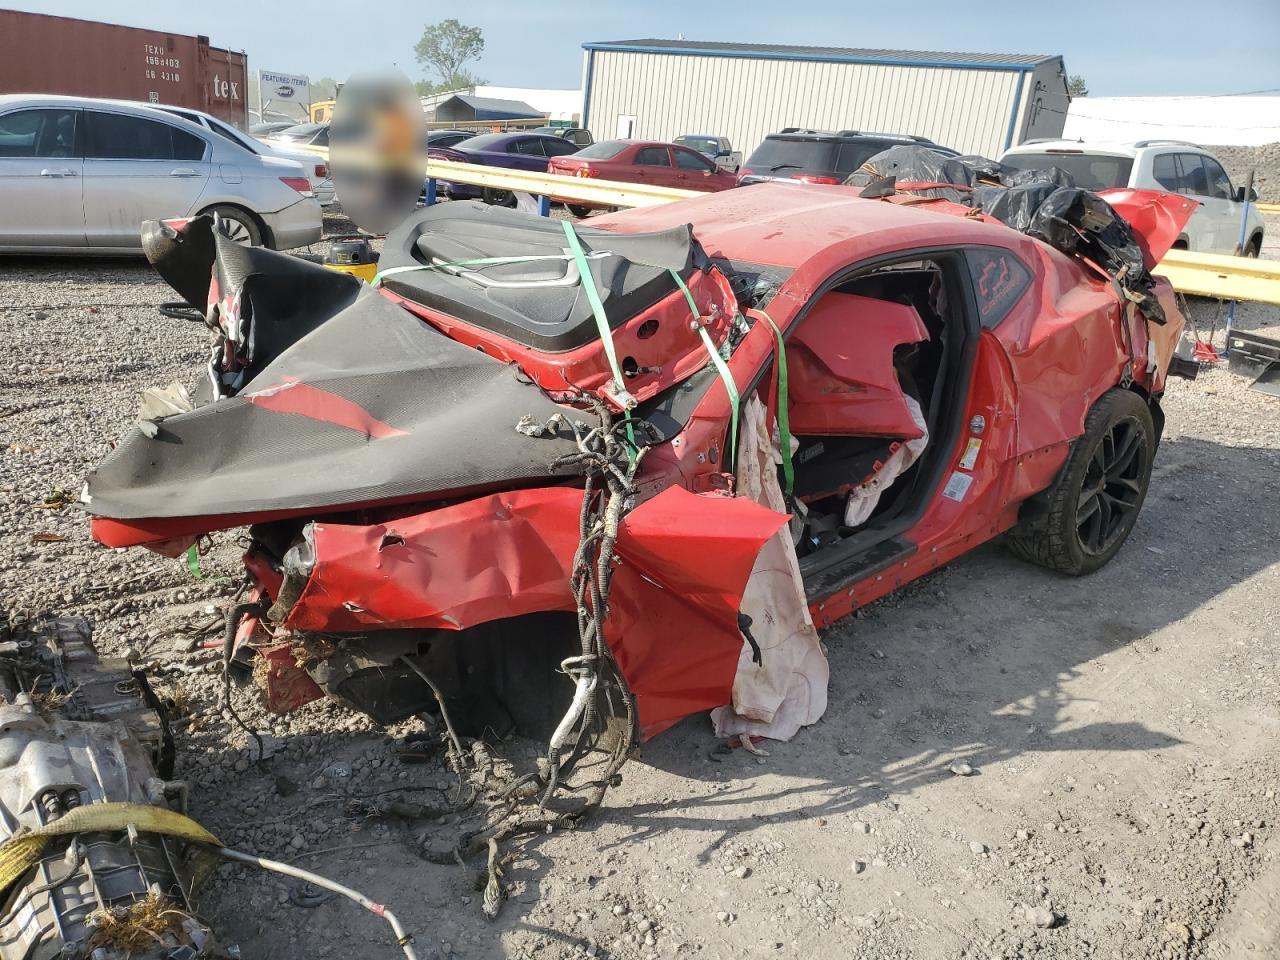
left=259, top=70, right=309, bottom=105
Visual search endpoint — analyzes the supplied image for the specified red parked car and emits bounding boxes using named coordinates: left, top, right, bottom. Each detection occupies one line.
left=548, top=139, right=738, bottom=216
left=86, top=178, right=1195, bottom=753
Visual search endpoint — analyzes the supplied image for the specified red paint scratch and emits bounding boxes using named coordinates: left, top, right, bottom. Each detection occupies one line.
left=244, top=377, right=406, bottom=439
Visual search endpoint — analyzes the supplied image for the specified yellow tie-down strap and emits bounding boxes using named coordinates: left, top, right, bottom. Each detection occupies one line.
left=0, top=802, right=221, bottom=900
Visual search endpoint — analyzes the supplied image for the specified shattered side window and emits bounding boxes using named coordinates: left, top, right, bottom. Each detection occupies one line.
left=966, top=247, right=1032, bottom=329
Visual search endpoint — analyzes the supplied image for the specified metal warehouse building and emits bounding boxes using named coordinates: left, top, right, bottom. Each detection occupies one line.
left=581, top=40, right=1069, bottom=160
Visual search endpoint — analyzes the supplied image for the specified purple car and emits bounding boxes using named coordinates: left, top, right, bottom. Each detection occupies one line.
left=428, top=132, right=583, bottom=205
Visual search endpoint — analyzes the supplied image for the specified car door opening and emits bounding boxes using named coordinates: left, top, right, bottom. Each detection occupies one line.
left=760, top=254, right=977, bottom=589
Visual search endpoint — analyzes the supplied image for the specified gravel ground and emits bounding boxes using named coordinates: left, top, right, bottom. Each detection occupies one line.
left=1, top=211, right=1278, bottom=960
left=1261, top=212, right=1280, bottom=262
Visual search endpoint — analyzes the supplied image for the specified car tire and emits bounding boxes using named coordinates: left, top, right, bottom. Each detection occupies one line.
left=482, top=188, right=517, bottom=208
left=1005, top=388, right=1155, bottom=576
left=568, top=204, right=594, bottom=219
left=202, top=205, right=263, bottom=247
left=1245, top=236, right=1262, bottom=258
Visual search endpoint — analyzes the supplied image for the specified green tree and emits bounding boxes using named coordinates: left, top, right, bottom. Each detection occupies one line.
left=414, top=71, right=485, bottom=98
left=1067, top=75, right=1089, bottom=97
left=309, top=76, right=340, bottom=101
left=414, top=19, right=486, bottom=93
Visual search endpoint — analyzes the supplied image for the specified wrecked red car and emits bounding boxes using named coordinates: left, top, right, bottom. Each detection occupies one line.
left=84, top=176, right=1196, bottom=750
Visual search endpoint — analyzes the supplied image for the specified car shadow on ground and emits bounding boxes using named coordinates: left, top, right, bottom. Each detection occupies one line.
left=173, top=424, right=1276, bottom=956
left=586, top=431, right=1278, bottom=857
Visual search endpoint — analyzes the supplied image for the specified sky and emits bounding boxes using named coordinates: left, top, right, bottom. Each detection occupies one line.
left=12, top=0, right=1280, bottom=98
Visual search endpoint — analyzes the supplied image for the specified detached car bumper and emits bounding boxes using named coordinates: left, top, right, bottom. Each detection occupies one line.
left=262, top=198, right=323, bottom=249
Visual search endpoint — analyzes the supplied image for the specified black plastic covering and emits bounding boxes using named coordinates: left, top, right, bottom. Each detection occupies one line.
left=142, top=216, right=218, bottom=308
left=378, top=201, right=701, bottom=352
left=85, top=286, right=587, bottom=520
left=144, top=217, right=365, bottom=391
left=849, top=146, right=1006, bottom=202
left=851, top=146, right=1167, bottom=323
left=89, top=206, right=731, bottom=522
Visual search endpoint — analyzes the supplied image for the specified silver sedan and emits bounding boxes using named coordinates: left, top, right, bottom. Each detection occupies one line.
left=0, top=94, right=323, bottom=253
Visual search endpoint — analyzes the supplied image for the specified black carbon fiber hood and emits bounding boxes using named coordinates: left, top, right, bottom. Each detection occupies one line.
left=84, top=286, right=584, bottom=520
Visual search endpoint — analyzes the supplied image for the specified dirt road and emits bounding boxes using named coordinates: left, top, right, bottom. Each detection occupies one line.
left=1, top=238, right=1277, bottom=960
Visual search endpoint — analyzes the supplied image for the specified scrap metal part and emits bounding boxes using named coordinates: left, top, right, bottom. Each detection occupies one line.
left=0, top=617, right=223, bottom=960
left=1227, top=328, right=1280, bottom=396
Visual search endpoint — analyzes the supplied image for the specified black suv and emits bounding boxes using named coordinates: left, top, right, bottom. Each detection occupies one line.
left=738, top=129, right=956, bottom=185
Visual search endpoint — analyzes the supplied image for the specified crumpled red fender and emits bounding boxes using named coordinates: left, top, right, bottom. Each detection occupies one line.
left=283, top=485, right=788, bottom=738
left=1097, top=188, right=1199, bottom=270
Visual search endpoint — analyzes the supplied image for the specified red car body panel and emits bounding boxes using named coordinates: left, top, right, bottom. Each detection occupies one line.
left=582, top=185, right=1192, bottom=629
left=383, top=265, right=740, bottom=406
left=549, top=140, right=739, bottom=209
left=89, top=184, right=1195, bottom=738
left=1097, top=188, right=1195, bottom=270
left=271, top=485, right=785, bottom=739
left=786, top=293, right=930, bottom=439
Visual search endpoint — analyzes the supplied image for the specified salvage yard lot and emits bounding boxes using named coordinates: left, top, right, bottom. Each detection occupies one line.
left=2, top=221, right=1278, bottom=960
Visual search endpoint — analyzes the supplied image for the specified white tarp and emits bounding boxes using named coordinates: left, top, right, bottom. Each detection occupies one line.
left=844, top=395, right=928, bottom=527
left=711, top=396, right=828, bottom=742
left=1062, top=96, right=1280, bottom=147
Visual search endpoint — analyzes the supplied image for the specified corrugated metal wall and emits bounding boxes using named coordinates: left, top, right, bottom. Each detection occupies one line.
left=585, top=51, right=1025, bottom=159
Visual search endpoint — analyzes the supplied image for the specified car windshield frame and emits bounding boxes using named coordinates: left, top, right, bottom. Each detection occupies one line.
left=427, top=132, right=469, bottom=147
left=573, top=141, right=628, bottom=160
left=1001, top=151, right=1135, bottom=191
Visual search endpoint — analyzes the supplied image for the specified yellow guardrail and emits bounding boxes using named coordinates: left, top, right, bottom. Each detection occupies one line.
left=294, top=148, right=698, bottom=207
left=1255, top=201, right=1280, bottom=216
left=424, top=157, right=702, bottom=208
left=299, top=147, right=1279, bottom=304
left=1154, top=249, right=1280, bottom=306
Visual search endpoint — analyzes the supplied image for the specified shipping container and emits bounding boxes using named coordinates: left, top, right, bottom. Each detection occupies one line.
left=0, top=10, right=249, bottom=128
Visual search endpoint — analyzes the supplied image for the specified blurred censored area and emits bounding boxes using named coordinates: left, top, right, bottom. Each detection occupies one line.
left=329, top=70, right=427, bottom=234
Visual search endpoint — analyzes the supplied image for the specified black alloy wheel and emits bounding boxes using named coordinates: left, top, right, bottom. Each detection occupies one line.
left=1075, top=416, right=1147, bottom=556
left=1005, top=388, right=1156, bottom=576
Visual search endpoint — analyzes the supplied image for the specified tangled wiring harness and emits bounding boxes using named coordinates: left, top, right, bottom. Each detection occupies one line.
left=419, top=399, right=658, bottom=917
left=532, top=399, right=655, bottom=809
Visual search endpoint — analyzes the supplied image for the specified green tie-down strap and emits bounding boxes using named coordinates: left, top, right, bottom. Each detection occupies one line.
left=561, top=220, right=637, bottom=453
left=561, top=221, right=630, bottom=402
left=669, top=270, right=740, bottom=474
left=758, top=311, right=794, bottom=500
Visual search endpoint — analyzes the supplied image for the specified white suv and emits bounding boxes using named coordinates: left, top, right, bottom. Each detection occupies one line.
left=1001, top=140, right=1264, bottom=257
